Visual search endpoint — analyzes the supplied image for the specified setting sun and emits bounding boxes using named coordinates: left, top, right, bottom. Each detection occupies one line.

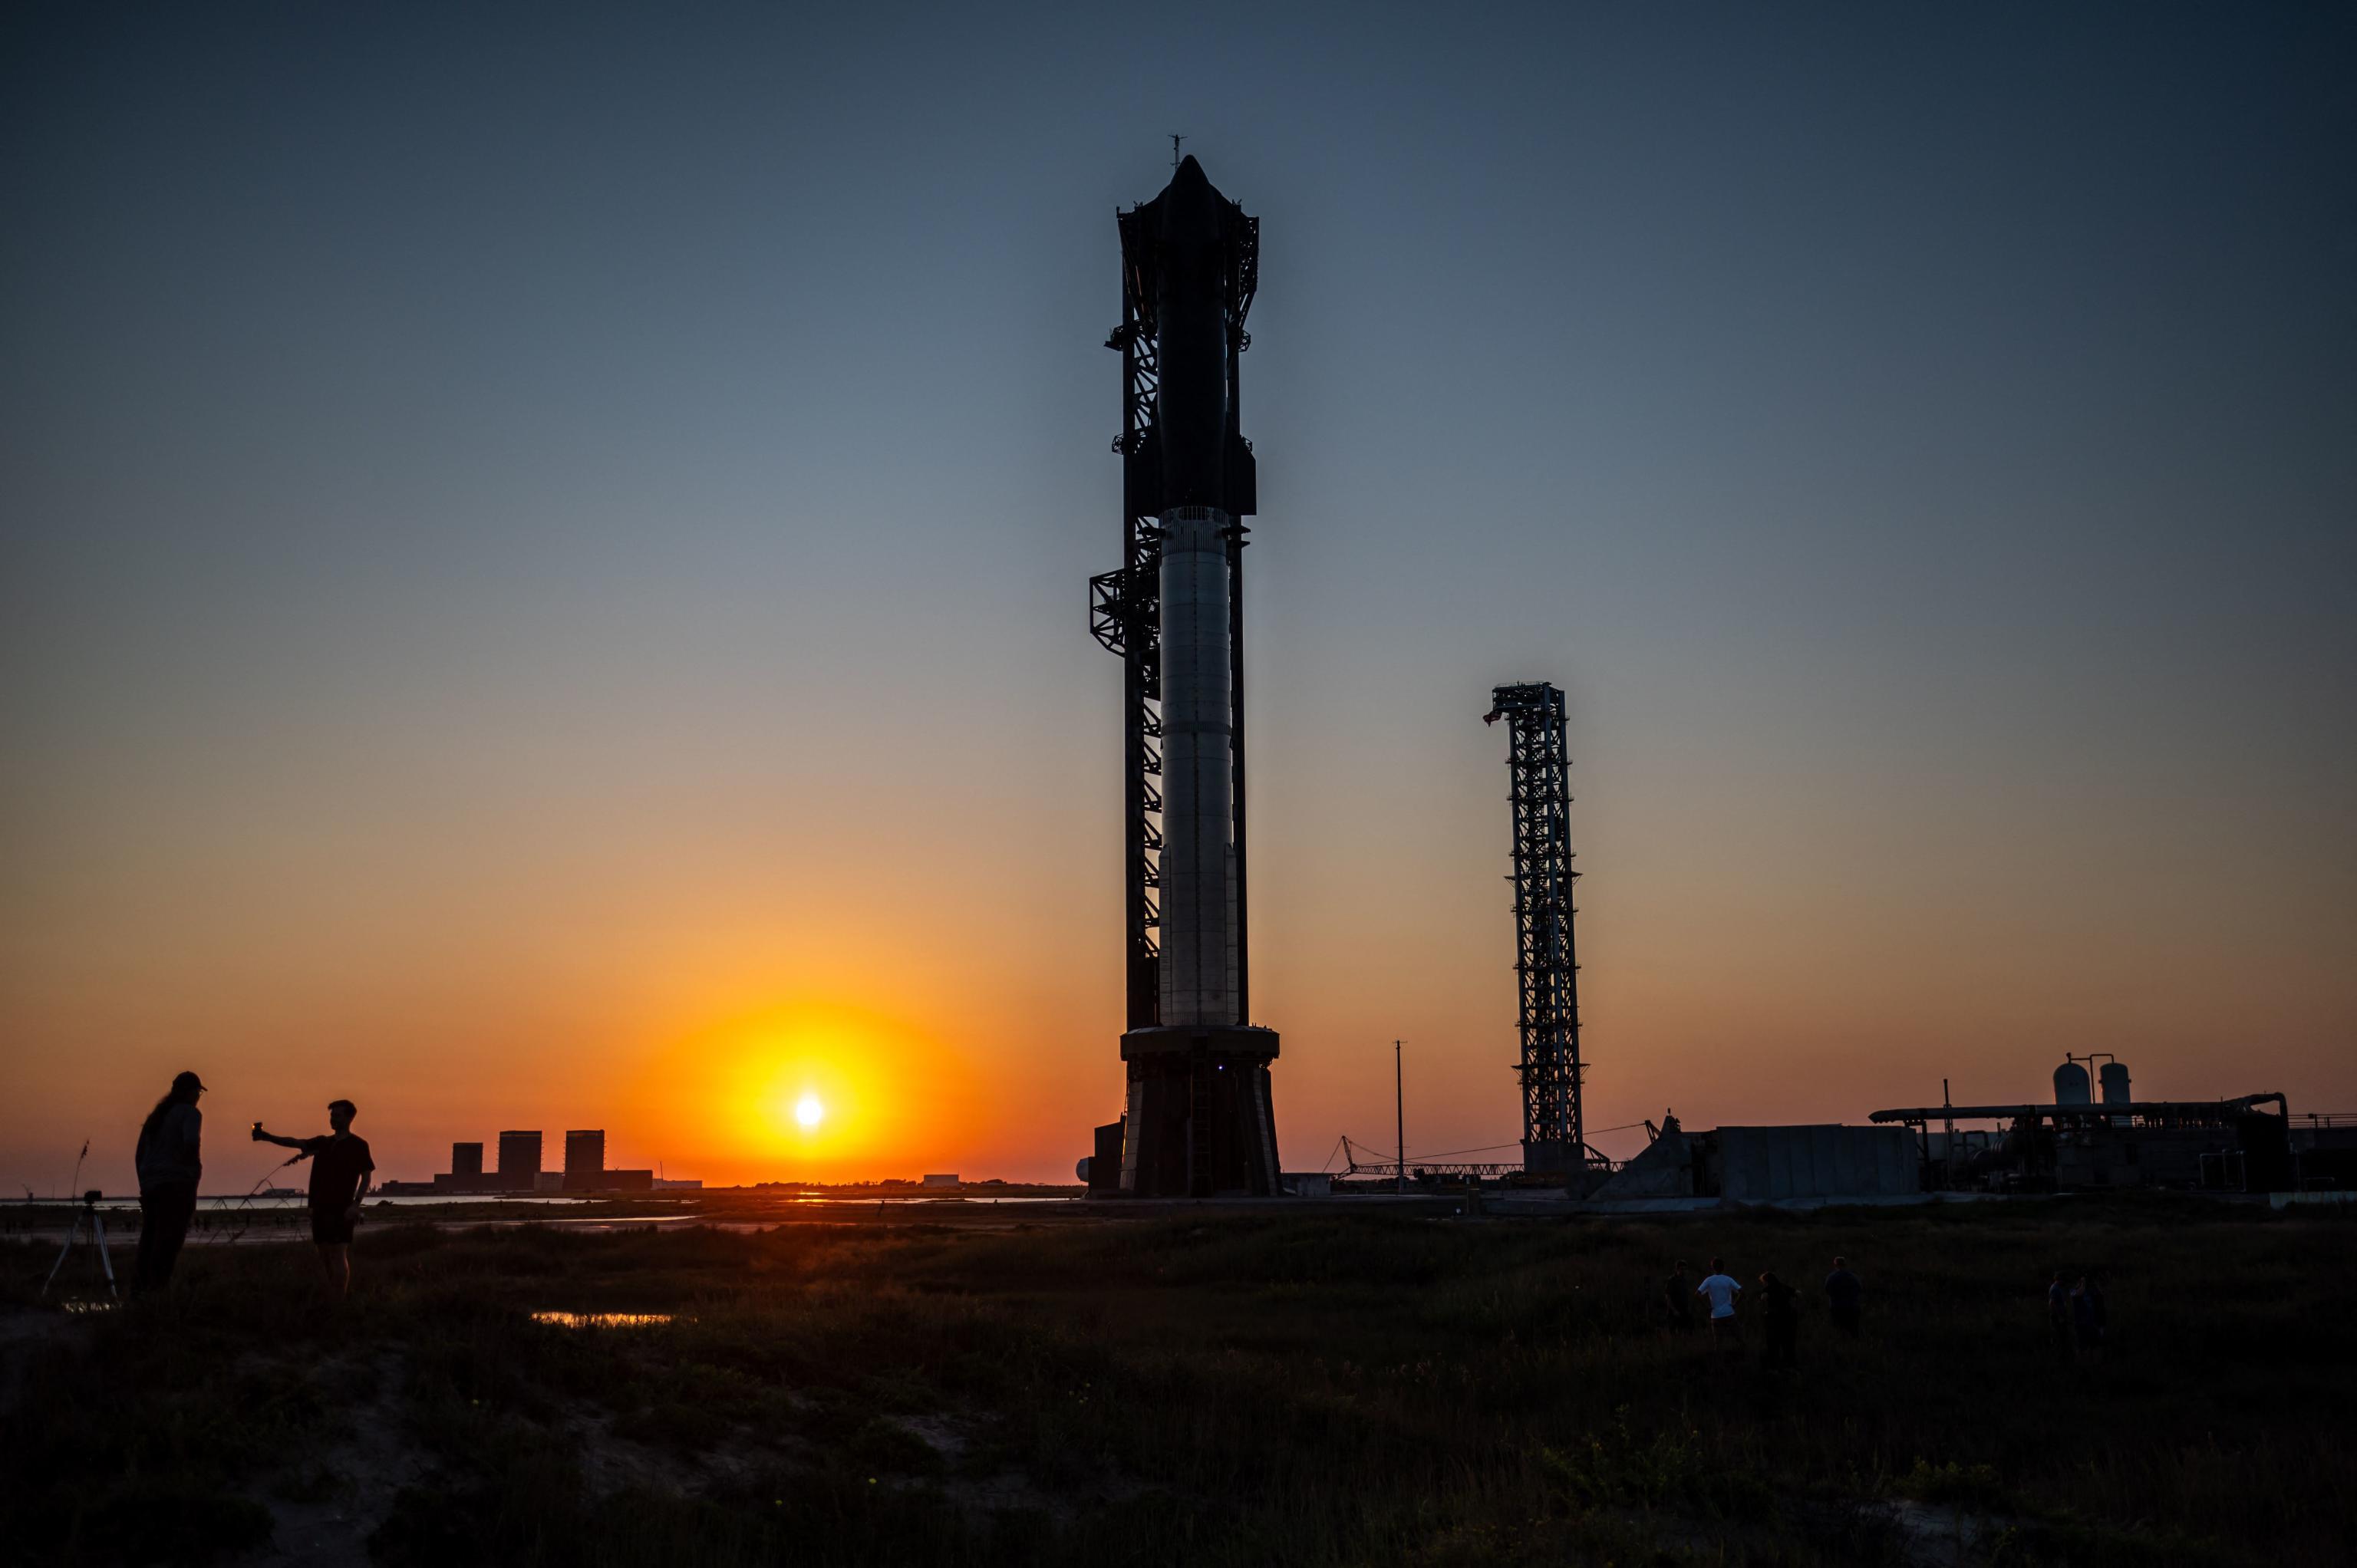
left=623, top=1000, right=980, bottom=1183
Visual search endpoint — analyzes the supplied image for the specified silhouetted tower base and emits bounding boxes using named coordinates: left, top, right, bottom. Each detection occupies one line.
left=1119, top=1026, right=1281, bottom=1197
left=1484, top=683, right=1586, bottom=1181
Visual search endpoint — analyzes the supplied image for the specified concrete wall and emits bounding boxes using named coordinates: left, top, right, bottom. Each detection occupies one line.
left=1714, top=1125, right=1917, bottom=1201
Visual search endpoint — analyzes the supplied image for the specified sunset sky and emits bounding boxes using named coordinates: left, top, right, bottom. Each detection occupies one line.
left=5, top=4, right=2351, bottom=1192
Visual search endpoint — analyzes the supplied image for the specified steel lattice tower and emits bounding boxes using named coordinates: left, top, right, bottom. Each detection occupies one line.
left=1484, top=683, right=1584, bottom=1176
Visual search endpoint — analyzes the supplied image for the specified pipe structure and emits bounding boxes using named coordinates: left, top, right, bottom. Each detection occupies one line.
left=1870, top=1094, right=2288, bottom=1124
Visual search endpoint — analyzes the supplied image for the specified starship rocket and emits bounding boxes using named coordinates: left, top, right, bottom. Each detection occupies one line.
left=1095, top=156, right=1281, bottom=1197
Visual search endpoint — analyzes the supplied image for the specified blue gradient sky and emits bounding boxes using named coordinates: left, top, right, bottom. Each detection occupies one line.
left=5, top=3, right=2351, bottom=1188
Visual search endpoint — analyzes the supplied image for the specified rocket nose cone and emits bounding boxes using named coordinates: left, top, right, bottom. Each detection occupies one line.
left=1159, top=153, right=1222, bottom=233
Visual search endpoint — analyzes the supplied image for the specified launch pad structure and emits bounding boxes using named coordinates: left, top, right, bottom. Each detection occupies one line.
left=1483, top=682, right=1592, bottom=1181
left=1077, top=163, right=1592, bottom=1200
left=1088, top=157, right=1280, bottom=1198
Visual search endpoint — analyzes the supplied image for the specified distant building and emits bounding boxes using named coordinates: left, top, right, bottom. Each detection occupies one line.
left=498, top=1130, right=542, bottom=1192
left=424, top=1131, right=684, bottom=1197
left=563, top=1130, right=606, bottom=1192
left=1088, top=1122, right=1123, bottom=1194
left=2292, top=1117, right=2357, bottom=1190
left=430, top=1140, right=494, bottom=1194
left=653, top=1178, right=702, bottom=1191
left=1591, top=1125, right=1919, bottom=1204
left=1871, top=1068, right=2294, bottom=1193
left=921, top=1173, right=959, bottom=1188
left=1713, top=1126, right=1918, bottom=1201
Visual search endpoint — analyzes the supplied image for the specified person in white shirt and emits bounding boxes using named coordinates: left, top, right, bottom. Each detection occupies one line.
left=1696, top=1256, right=1743, bottom=1352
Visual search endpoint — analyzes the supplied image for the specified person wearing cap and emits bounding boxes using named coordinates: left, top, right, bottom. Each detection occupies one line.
left=133, top=1070, right=206, bottom=1292
left=253, top=1099, right=375, bottom=1297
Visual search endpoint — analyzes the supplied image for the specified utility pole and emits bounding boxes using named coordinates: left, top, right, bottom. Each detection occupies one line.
left=1395, top=1040, right=1406, bottom=1196
left=1941, top=1078, right=1955, bottom=1190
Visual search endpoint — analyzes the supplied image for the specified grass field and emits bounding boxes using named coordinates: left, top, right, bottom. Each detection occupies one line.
left=2, top=1197, right=2349, bottom=1566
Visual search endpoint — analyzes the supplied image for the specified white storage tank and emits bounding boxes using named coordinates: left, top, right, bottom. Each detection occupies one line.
left=2099, top=1062, right=2131, bottom=1105
left=2054, top=1061, right=2092, bottom=1105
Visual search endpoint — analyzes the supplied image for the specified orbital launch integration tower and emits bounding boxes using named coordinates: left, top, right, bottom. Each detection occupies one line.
left=1484, top=682, right=1587, bottom=1178
left=1089, top=156, right=1281, bottom=1197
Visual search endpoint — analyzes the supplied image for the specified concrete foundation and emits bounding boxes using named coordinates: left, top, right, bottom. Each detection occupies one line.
left=1119, top=1025, right=1281, bottom=1197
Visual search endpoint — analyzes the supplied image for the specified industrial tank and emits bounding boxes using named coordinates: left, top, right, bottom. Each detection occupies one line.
left=2099, top=1062, right=2131, bottom=1105
left=2054, top=1062, right=2092, bottom=1105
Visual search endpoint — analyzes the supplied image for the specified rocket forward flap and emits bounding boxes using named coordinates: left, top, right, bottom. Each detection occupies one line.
left=1114, top=156, right=1258, bottom=521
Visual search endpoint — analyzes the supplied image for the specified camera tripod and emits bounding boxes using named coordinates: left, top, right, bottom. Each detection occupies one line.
left=225, top=1150, right=306, bottom=1244
left=41, top=1189, right=117, bottom=1303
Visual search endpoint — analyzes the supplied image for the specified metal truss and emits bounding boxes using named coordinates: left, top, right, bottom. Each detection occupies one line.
left=1099, top=257, right=1165, bottom=1029
left=1484, top=683, right=1585, bottom=1171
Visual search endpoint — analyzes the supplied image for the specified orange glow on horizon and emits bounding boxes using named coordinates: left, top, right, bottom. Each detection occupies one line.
left=626, top=1000, right=976, bottom=1184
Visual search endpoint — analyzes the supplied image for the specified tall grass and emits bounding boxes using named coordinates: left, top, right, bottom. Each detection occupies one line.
left=2, top=1197, right=2349, bottom=1566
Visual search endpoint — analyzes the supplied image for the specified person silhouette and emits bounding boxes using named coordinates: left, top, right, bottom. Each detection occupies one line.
left=1696, top=1257, right=1743, bottom=1356
left=133, top=1071, right=206, bottom=1293
left=253, top=1100, right=375, bottom=1297
left=2070, top=1274, right=2103, bottom=1362
left=1825, top=1256, right=1863, bottom=1337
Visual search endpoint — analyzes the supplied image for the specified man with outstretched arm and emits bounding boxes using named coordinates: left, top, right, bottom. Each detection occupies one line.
left=253, top=1100, right=374, bottom=1297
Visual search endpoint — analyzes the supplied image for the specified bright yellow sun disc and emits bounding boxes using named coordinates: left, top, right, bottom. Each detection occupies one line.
left=794, top=1094, right=824, bottom=1129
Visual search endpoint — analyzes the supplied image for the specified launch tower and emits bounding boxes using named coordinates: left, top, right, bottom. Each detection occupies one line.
left=1483, top=683, right=1587, bottom=1179
left=1089, top=157, right=1280, bottom=1197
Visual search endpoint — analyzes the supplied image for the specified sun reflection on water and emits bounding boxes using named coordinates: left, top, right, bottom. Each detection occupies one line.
left=530, top=1311, right=677, bottom=1329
